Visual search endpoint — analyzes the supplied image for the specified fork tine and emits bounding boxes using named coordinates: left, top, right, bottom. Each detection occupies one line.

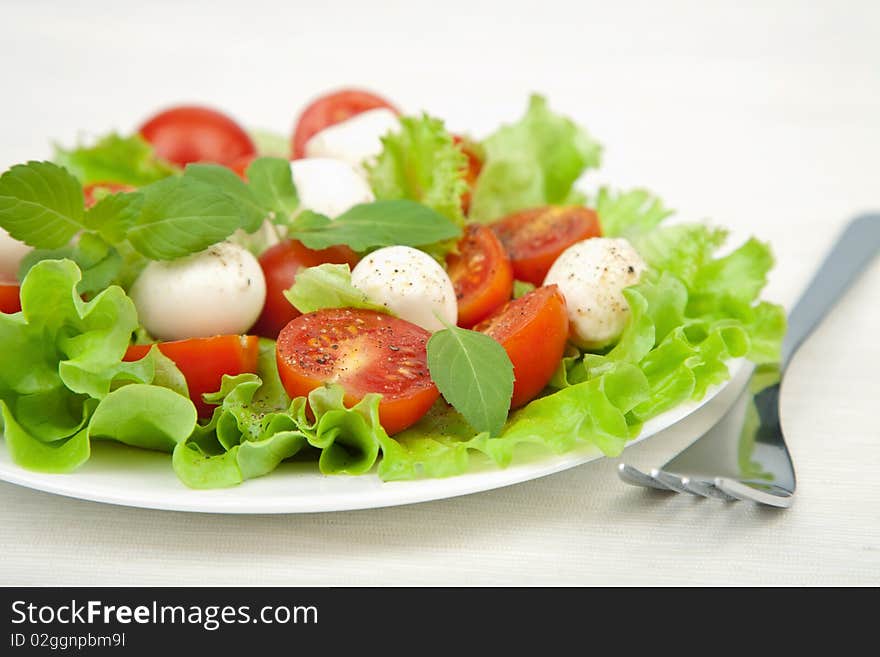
left=678, top=477, right=739, bottom=501
left=714, top=477, right=795, bottom=508
left=652, top=470, right=700, bottom=496
left=617, top=463, right=674, bottom=491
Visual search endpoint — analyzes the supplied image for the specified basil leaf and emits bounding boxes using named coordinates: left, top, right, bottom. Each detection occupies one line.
left=426, top=324, right=514, bottom=436
left=83, top=191, right=144, bottom=244
left=246, top=157, right=299, bottom=220
left=0, top=161, right=85, bottom=248
left=54, top=133, right=178, bottom=186
left=128, top=177, right=246, bottom=260
left=284, top=263, right=389, bottom=314
left=288, top=200, right=461, bottom=252
left=183, top=164, right=266, bottom=232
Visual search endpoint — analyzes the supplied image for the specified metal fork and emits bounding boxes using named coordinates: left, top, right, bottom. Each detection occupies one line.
left=618, top=213, right=880, bottom=507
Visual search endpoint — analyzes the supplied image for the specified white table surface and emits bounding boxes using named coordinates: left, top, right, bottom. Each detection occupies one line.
left=1, top=0, right=878, bottom=586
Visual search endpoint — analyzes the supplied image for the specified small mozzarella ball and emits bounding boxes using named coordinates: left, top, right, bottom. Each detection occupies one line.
left=544, top=237, right=647, bottom=349
left=351, top=246, right=457, bottom=332
left=290, top=157, right=375, bottom=218
left=130, top=241, right=266, bottom=341
left=304, top=108, right=400, bottom=170
left=0, top=228, right=32, bottom=281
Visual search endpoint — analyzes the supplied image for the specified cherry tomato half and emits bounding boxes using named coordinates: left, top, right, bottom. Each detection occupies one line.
left=251, top=239, right=361, bottom=339
left=138, top=106, right=256, bottom=168
left=124, top=335, right=260, bottom=418
left=446, top=224, right=513, bottom=328
left=490, top=206, right=601, bottom=286
left=0, top=283, right=21, bottom=314
left=452, top=135, right=483, bottom=215
left=291, top=89, right=398, bottom=159
left=276, top=308, right=438, bottom=435
left=474, top=285, right=569, bottom=409
left=83, top=182, right=136, bottom=208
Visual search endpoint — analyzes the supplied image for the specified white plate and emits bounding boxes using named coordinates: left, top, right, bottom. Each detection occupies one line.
left=0, top=360, right=745, bottom=513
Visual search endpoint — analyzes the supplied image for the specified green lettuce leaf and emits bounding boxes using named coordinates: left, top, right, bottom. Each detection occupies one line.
left=367, top=114, right=468, bottom=228
left=248, top=129, right=291, bottom=159
left=54, top=133, right=179, bottom=186
left=284, top=263, right=389, bottom=314
left=631, top=223, right=728, bottom=288
left=469, top=95, right=602, bottom=222
left=594, top=187, right=673, bottom=239
left=0, top=259, right=195, bottom=473
left=377, top=364, right=649, bottom=481
left=88, top=384, right=196, bottom=452
left=172, top=340, right=386, bottom=488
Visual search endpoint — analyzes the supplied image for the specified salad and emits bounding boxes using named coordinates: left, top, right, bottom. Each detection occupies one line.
left=0, top=89, right=785, bottom=489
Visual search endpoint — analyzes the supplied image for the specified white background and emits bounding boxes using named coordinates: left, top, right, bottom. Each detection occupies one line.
left=1, top=0, right=878, bottom=585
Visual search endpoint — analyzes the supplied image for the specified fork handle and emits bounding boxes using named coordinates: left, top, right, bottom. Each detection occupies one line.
left=782, top=213, right=880, bottom=368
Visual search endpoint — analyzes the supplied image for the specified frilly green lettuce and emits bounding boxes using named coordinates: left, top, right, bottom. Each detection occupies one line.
left=469, top=95, right=602, bottom=223
left=367, top=113, right=468, bottom=228
left=172, top=340, right=385, bottom=488
left=0, top=259, right=196, bottom=472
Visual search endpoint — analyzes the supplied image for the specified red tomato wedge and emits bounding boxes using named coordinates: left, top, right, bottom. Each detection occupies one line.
left=252, top=239, right=361, bottom=339
left=138, top=105, right=256, bottom=168
left=291, top=89, right=398, bottom=159
left=0, top=283, right=21, bottom=314
left=276, top=309, right=438, bottom=435
left=446, top=224, right=513, bottom=328
left=124, top=335, right=260, bottom=418
left=83, top=182, right=136, bottom=208
left=474, top=285, right=568, bottom=409
left=452, top=135, right=483, bottom=215
left=490, top=206, right=601, bottom=286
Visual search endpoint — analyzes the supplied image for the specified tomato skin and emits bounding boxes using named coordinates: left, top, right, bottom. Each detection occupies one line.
left=251, top=239, right=361, bottom=339
left=446, top=224, right=513, bottom=329
left=474, top=285, right=569, bottom=409
left=0, top=283, right=21, bottom=314
left=275, top=308, right=439, bottom=435
left=83, top=182, right=136, bottom=208
left=138, top=106, right=256, bottom=168
left=124, top=335, right=260, bottom=418
left=291, top=89, right=398, bottom=159
left=490, top=206, right=602, bottom=286
left=227, top=153, right=255, bottom=180
left=452, top=135, right=483, bottom=215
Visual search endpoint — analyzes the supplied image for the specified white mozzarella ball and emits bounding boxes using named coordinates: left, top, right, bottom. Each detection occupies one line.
left=350, top=246, right=457, bottom=332
left=544, top=237, right=647, bottom=349
left=130, top=242, right=266, bottom=341
left=290, top=158, right=374, bottom=218
left=0, top=228, right=32, bottom=281
left=303, top=108, right=400, bottom=170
